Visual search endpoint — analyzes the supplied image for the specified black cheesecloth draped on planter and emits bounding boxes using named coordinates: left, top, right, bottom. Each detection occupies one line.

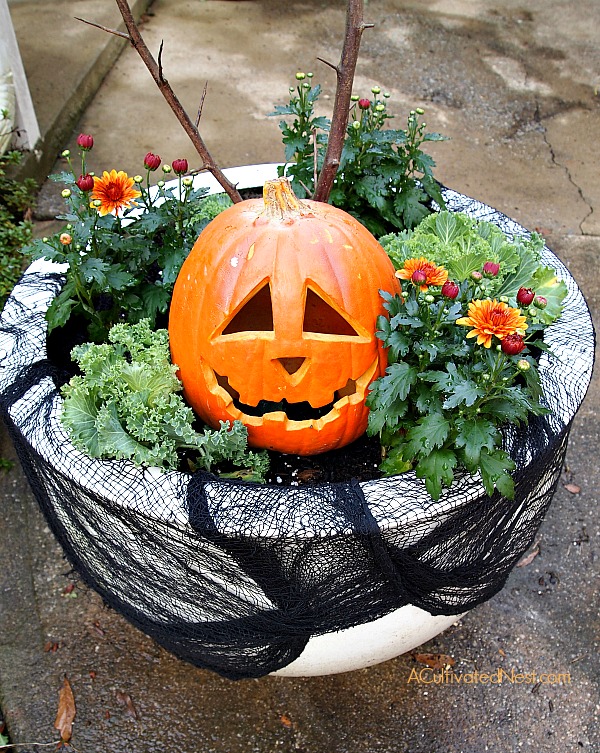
left=0, top=187, right=595, bottom=680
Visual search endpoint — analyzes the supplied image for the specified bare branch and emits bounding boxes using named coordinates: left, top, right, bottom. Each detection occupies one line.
left=313, top=0, right=372, bottom=203
left=109, top=0, right=242, bottom=202
left=195, top=82, right=209, bottom=128
left=75, top=16, right=130, bottom=40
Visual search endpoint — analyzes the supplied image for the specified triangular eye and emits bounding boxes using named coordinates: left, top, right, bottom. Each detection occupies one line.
left=303, top=288, right=360, bottom=336
left=222, top=282, right=274, bottom=334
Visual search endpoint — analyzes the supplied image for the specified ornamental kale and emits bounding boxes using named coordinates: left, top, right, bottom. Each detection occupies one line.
left=61, top=319, right=268, bottom=480
left=368, top=212, right=567, bottom=500
left=271, top=75, right=447, bottom=235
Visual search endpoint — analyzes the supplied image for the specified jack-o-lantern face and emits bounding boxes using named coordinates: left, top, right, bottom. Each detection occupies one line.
left=169, top=178, right=400, bottom=455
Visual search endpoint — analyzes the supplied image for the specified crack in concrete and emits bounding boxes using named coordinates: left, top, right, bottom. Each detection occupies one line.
left=535, top=102, right=594, bottom=235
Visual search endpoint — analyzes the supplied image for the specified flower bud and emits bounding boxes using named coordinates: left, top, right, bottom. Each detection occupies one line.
left=534, top=295, right=547, bottom=309
left=307, top=72, right=314, bottom=78
left=182, top=176, right=194, bottom=187
left=172, top=158, right=189, bottom=175
left=76, top=173, right=94, bottom=192
left=351, top=120, right=361, bottom=130
left=61, top=189, right=71, bottom=198
left=302, top=82, right=311, bottom=89
left=501, top=333, right=526, bottom=356
left=92, top=199, right=102, bottom=208
left=61, top=149, right=70, bottom=158
left=415, top=107, right=425, bottom=114
left=383, top=92, right=391, bottom=98
left=144, top=152, right=161, bottom=171
left=375, top=103, right=385, bottom=112
left=424, top=294, right=435, bottom=304
left=162, top=164, right=172, bottom=174
left=471, top=270, right=483, bottom=282
left=441, top=280, right=459, bottom=299
left=59, top=233, right=72, bottom=245
left=350, top=94, right=359, bottom=101
left=516, top=287, right=535, bottom=306
left=371, top=85, right=381, bottom=94
left=157, top=180, right=165, bottom=188
left=517, top=359, right=531, bottom=371
left=483, top=261, right=500, bottom=277
left=358, top=98, right=371, bottom=110
left=76, top=133, right=94, bottom=150
left=133, top=175, right=143, bottom=184
left=295, top=71, right=306, bottom=80
left=411, top=269, right=427, bottom=285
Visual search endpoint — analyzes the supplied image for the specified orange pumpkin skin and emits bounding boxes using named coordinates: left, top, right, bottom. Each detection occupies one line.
left=169, top=178, right=400, bottom=455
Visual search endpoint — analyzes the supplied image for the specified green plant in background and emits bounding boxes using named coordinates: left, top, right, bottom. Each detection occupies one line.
left=24, top=137, right=231, bottom=342
left=0, top=150, right=36, bottom=307
left=61, top=319, right=269, bottom=480
left=271, top=74, right=447, bottom=235
left=367, top=212, right=567, bottom=499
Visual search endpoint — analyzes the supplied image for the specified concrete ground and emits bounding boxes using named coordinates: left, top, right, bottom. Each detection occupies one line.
left=1, top=0, right=599, bottom=751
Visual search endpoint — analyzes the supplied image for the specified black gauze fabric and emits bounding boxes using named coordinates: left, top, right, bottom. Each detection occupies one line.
left=0, top=189, right=594, bottom=680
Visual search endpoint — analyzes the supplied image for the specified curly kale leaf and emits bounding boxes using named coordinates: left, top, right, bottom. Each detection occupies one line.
left=61, top=320, right=268, bottom=479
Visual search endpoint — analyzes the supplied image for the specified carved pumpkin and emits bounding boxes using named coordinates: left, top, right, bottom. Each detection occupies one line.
left=169, top=177, right=400, bottom=455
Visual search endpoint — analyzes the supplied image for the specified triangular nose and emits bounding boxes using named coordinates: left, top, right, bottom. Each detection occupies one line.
left=277, top=357, right=306, bottom=375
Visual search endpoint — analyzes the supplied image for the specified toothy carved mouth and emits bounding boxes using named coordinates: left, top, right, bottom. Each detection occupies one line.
left=216, top=374, right=350, bottom=421
left=203, top=358, right=379, bottom=428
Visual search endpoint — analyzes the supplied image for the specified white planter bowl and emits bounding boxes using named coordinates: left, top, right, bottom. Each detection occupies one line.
left=0, top=164, right=594, bottom=678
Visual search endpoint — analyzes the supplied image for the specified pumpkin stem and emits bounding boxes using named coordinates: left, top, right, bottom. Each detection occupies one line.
left=262, top=178, right=311, bottom=220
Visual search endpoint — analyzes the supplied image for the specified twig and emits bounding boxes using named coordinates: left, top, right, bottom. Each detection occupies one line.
left=195, top=82, right=209, bottom=128
left=74, top=16, right=130, bottom=40
left=157, top=40, right=166, bottom=83
left=84, top=2, right=242, bottom=202
left=313, top=0, right=373, bottom=203
left=312, top=128, right=318, bottom=191
left=315, top=56, right=339, bottom=74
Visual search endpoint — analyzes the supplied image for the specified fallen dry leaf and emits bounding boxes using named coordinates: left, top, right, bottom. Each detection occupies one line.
left=563, top=483, right=581, bottom=494
left=296, top=469, right=322, bottom=482
left=517, top=542, right=540, bottom=567
left=413, top=653, right=455, bottom=670
left=54, top=677, right=76, bottom=742
left=280, top=714, right=293, bottom=729
left=116, top=690, right=139, bottom=720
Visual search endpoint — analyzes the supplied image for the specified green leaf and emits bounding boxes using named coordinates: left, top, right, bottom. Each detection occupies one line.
left=45, top=287, right=78, bottom=332
left=374, top=361, right=418, bottom=404
left=61, top=384, right=101, bottom=457
left=443, top=379, right=483, bottom=409
left=380, top=447, right=413, bottom=476
left=415, top=448, right=458, bottom=500
left=479, top=448, right=515, bottom=498
left=405, top=413, right=451, bottom=459
left=455, top=417, right=497, bottom=470
left=96, top=401, right=155, bottom=463
left=435, top=212, right=458, bottom=244
left=394, top=188, right=430, bottom=229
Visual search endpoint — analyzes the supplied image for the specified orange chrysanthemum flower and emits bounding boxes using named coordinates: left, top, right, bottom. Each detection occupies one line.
left=396, top=257, right=448, bottom=292
left=457, top=299, right=528, bottom=348
left=91, top=170, right=142, bottom=216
